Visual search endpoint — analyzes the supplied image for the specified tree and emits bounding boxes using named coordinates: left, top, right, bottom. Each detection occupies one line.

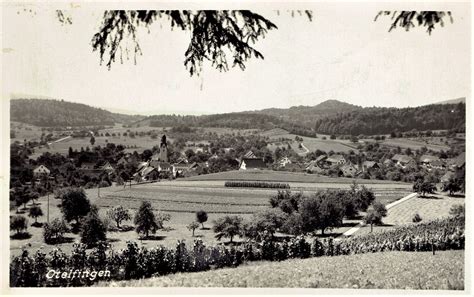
left=60, top=187, right=91, bottom=226
left=244, top=208, right=287, bottom=240
left=363, top=209, right=380, bottom=233
left=81, top=205, right=107, bottom=247
left=442, top=177, right=462, bottom=196
left=187, top=221, right=200, bottom=237
left=413, top=180, right=437, bottom=197
left=134, top=201, right=159, bottom=238
left=90, top=135, right=96, bottom=146
left=43, top=218, right=69, bottom=244
left=375, top=11, right=453, bottom=35
left=28, top=205, right=43, bottom=225
left=196, top=210, right=208, bottom=229
left=106, top=205, right=131, bottom=229
left=10, top=215, right=28, bottom=235
left=299, top=191, right=345, bottom=235
left=212, top=215, right=244, bottom=243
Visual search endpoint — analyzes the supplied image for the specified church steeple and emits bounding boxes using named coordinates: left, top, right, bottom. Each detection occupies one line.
left=160, top=135, right=168, bottom=162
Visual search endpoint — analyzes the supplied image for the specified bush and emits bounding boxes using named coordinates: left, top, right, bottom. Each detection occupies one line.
left=81, top=205, right=107, bottom=247
left=10, top=215, right=28, bottom=235
left=28, top=206, right=43, bottom=225
left=449, top=204, right=465, bottom=219
left=412, top=213, right=422, bottom=223
left=43, top=218, right=69, bottom=244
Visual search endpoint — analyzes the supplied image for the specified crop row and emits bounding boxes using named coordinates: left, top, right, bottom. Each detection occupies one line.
left=224, top=181, right=290, bottom=189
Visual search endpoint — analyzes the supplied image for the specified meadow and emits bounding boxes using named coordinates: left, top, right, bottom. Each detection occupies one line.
left=102, top=250, right=464, bottom=289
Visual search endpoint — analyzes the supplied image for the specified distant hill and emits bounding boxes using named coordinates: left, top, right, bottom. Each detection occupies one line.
left=10, top=99, right=145, bottom=127
left=250, top=99, right=362, bottom=127
left=432, top=97, right=466, bottom=105
left=314, top=102, right=465, bottom=135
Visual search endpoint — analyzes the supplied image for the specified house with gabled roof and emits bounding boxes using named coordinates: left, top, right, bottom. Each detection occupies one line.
left=244, top=150, right=257, bottom=159
left=419, top=155, right=440, bottom=166
left=361, top=161, right=380, bottom=172
left=33, top=165, right=50, bottom=177
left=339, top=162, right=360, bottom=177
left=391, top=154, right=416, bottom=168
left=325, top=154, right=346, bottom=167
left=239, top=158, right=267, bottom=170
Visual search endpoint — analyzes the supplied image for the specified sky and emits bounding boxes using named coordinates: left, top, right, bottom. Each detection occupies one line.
left=2, top=2, right=471, bottom=115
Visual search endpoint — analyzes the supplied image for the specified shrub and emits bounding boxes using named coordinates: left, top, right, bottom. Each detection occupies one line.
left=10, top=215, right=28, bottom=235
left=449, top=204, right=465, bottom=219
left=412, top=213, right=422, bottom=223
left=134, top=201, right=159, bottom=238
left=106, top=205, right=131, bottom=229
left=81, top=205, right=107, bottom=247
left=196, top=210, right=208, bottom=229
left=28, top=206, right=43, bottom=225
left=43, top=218, right=69, bottom=244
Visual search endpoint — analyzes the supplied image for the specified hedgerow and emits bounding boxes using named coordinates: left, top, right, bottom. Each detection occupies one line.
left=225, top=181, right=290, bottom=189
left=10, top=217, right=464, bottom=287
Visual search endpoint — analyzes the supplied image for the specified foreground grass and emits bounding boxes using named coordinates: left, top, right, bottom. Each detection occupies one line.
left=101, top=250, right=464, bottom=289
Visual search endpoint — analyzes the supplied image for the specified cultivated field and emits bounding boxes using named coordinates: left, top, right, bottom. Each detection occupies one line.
left=354, top=193, right=465, bottom=236
left=102, top=250, right=464, bottom=289
left=183, top=170, right=410, bottom=186
left=376, top=138, right=450, bottom=152
left=265, top=131, right=357, bottom=154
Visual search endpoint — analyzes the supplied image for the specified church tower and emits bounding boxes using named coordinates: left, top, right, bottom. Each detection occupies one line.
left=159, top=135, right=168, bottom=162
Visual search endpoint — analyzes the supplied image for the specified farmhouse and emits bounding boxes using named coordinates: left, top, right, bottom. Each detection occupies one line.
left=419, top=155, right=440, bottom=166
left=429, top=160, right=445, bottom=170
left=339, top=162, right=360, bottom=178
left=33, top=165, right=50, bottom=177
left=325, top=154, right=346, bottom=167
left=315, top=155, right=328, bottom=164
left=361, top=161, right=379, bottom=172
left=239, top=158, right=267, bottom=170
left=244, top=150, right=257, bottom=159
left=306, top=160, right=325, bottom=174
left=98, top=161, right=115, bottom=173
left=391, top=154, right=416, bottom=168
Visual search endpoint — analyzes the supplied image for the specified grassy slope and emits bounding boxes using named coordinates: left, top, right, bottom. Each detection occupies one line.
left=102, top=250, right=464, bottom=289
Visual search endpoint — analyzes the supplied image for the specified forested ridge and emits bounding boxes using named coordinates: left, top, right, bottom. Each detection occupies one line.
left=10, top=99, right=144, bottom=127
left=11, top=98, right=465, bottom=135
left=314, top=102, right=465, bottom=135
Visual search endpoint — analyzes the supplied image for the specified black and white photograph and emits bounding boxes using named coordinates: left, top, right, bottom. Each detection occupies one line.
left=1, top=0, right=470, bottom=293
